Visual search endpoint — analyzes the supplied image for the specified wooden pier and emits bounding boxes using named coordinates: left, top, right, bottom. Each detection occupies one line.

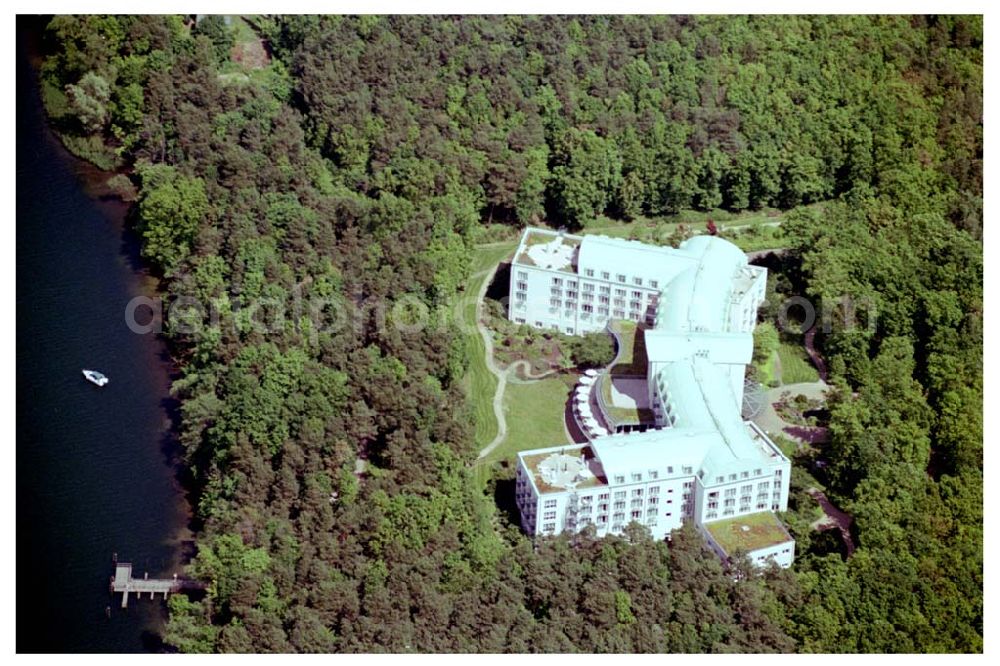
left=109, top=562, right=200, bottom=608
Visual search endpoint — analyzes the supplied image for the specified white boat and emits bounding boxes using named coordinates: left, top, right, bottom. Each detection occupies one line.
left=82, top=369, right=109, bottom=387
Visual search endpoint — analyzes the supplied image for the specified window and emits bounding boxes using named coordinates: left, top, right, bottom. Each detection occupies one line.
left=617, top=274, right=626, bottom=283
left=599, top=295, right=610, bottom=304
left=598, top=493, right=609, bottom=500
left=583, top=283, right=594, bottom=292
left=550, top=298, right=561, bottom=308
left=582, top=293, right=593, bottom=302
left=543, top=522, right=555, bottom=531
left=552, top=277, right=562, bottom=286
left=631, top=473, right=642, bottom=482
left=754, top=468, right=762, bottom=476
left=543, top=511, right=556, bottom=520
left=683, top=467, right=693, bottom=475
left=582, top=304, right=594, bottom=313
left=613, top=309, right=625, bottom=318
left=650, top=280, right=658, bottom=288
left=683, top=481, right=693, bottom=489
left=567, top=280, right=577, bottom=288
left=632, top=290, right=642, bottom=299
left=516, top=281, right=527, bottom=291
left=515, top=317, right=526, bottom=324
left=716, top=476, right=724, bottom=484
left=565, top=301, right=576, bottom=309
left=584, top=269, right=594, bottom=277
left=667, top=466, right=673, bottom=474
left=631, top=499, right=642, bottom=509
left=741, top=471, right=749, bottom=479
left=597, top=515, right=608, bottom=524
left=614, top=491, right=626, bottom=500
left=729, top=474, right=737, bottom=482
left=631, top=511, right=641, bottom=519
left=632, top=488, right=643, bottom=497
left=725, top=488, right=736, bottom=497
left=565, top=327, right=574, bottom=334
left=649, top=497, right=659, bottom=505
left=598, top=306, right=609, bottom=316
left=649, top=486, right=659, bottom=495
left=566, top=290, right=577, bottom=299
left=601, top=271, right=610, bottom=280
left=599, top=285, right=611, bottom=294
left=535, top=321, right=543, bottom=327
left=741, top=484, right=753, bottom=496
left=517, top=271, right=527, bottom=280
left=615, top=288, right=626, bottom=297
left=516, top=292, right=527, bottom=301
left=614, top=501, right=626, bottom=511
left=544, top=499, right=557, bottom=508
left=614, top=476, right=625, bottom=484
left=649, top=470, right=659, bottom=480
left=633, top=277, right=643, bottom=286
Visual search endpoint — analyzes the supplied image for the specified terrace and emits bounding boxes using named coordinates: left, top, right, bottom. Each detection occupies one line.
left=514, top=229, right=581, bottom=272
left=703, top=511, right=793, bottom=556
left=521, top=445, right=607, bottom=494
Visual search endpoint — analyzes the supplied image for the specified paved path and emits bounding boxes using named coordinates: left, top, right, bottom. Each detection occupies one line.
left=755, top=380, right=831, bottom=445
left=808, top=488, right=855, bottom=556
left=804, top=326, right=828, bottom=381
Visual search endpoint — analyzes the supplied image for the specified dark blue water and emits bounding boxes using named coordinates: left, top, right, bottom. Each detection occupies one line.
left=17, top=24, right=190, bottom=653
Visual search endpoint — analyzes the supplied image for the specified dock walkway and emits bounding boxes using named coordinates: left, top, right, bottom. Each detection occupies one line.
left=110, top=562, right=200, bottom=608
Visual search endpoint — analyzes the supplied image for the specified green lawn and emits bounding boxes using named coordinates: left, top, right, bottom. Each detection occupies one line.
left=754, top=349, right=779, bottom=387
left=481, top=375, right=574, bottom=469
left=457, top=243, right=517, bottom=450
left=608, top=320, right=648, bottom=376
left=777, top=342, right=820, bottom=384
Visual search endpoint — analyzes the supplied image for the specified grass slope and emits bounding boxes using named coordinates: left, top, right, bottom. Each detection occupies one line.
left=777, top=341, right=820, bottom=384
left=457, top=243, right=517, bottom=450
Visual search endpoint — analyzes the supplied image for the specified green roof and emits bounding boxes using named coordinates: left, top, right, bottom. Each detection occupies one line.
left=704, top=512, right=792, bottom=555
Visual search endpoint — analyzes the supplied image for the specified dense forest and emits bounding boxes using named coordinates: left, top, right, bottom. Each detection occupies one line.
left=38, top=15, right=981, bottom=652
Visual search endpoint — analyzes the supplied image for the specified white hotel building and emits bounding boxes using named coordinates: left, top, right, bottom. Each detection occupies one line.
left=509, top=227, right=795, bottom=568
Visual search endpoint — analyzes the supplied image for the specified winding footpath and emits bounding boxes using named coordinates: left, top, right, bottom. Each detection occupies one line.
left=471, top=262, right=560, bottom=461
left=471, top=261, right=509, bottom=460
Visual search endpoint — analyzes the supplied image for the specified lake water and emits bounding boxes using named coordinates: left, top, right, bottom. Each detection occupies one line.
left=16, top=21, right=190, bottom=653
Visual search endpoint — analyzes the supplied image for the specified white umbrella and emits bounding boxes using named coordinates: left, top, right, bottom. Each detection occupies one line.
left=578, top=375, right=596, bottom=386
left=584, top=368, right=599, bottom=377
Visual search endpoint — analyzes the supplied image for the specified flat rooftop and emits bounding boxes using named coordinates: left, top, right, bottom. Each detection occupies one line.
left=704, top=512, right=793, bottom=555
left=514, top=229, right=581, bottom=272
left=521, top=444, right=607, bottom=494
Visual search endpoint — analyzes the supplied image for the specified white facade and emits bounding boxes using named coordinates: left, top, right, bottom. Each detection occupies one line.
left=510, top=227, right=793, bottom=568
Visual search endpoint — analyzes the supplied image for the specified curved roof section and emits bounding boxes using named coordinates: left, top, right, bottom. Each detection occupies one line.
left=577, top=235, right=697, bottom=284
left=592, top=234, right=782, bottom=483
